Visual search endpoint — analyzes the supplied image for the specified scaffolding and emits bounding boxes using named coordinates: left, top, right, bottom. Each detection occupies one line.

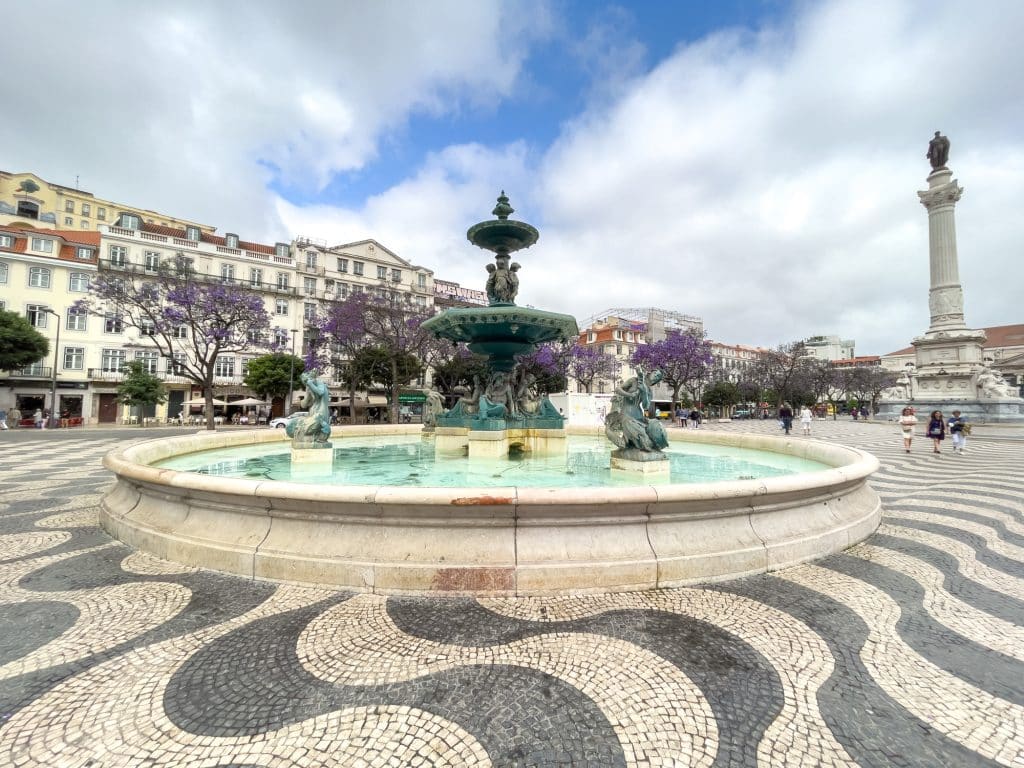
left=581, top=307, right=703, bottom=338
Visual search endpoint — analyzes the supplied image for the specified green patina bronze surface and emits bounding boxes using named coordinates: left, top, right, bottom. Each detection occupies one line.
left=424, top=192, right=579, bottom=432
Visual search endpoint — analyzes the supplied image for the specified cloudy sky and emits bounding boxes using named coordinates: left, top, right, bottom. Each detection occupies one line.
left=3, top=0, right=1022, bottom=355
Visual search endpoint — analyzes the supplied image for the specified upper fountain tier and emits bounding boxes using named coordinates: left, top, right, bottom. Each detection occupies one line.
left=466, top=191, right=539, bottom=256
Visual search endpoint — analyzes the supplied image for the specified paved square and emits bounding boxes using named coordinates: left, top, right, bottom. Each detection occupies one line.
left=0, top=421, right=1021, bottom=766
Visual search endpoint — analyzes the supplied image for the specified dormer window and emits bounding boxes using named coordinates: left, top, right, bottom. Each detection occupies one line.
left=185, top=226, right=200, bottom=242
left=275, top=242, right=290, bottom=259
left=117, top=213, right=141, bottom=230
left=0, top=234, right=13, bottom=248
left=76, top=247, right=93, bottom=260
left=225, top=233, right=239, bottom=249
left=30, top=237, right=54, bottom=254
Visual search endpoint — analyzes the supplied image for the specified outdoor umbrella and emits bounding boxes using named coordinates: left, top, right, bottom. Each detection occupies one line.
left=230, top=397, right=268, bottom=407
left=182, top=398, right=228, bottom=406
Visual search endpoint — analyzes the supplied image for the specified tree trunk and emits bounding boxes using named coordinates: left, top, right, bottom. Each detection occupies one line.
left=389, top=359, right=400, bottom=424
left=203, top=381, right=217, bottom=431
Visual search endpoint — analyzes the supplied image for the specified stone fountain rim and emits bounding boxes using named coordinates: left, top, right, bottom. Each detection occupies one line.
left=103, top=424, right=878, bottom=504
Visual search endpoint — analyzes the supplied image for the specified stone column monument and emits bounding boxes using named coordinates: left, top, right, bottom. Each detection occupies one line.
left=878, top=133, right=1023, bottom=422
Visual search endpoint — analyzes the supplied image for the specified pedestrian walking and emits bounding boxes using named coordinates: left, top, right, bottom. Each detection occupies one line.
left=9, top=407, right=21, bottom=428
left=947, top=410, right=970, bottom=454
left=926, top=409, right=945, bottom=454
left=778, top=403, right=794, bottom=435
left=690, top=408, right=702, bottom=429
left=33, top=408, right=44, bottom=429
left=897, top=406, right=917, bottom=452
left=799, top=405, right=813, bottom=435
left=0, top=408, right=8, bottom=430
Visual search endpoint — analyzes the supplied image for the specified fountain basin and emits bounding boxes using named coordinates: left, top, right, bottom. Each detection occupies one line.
left=100, top=426, right=880, bottom=596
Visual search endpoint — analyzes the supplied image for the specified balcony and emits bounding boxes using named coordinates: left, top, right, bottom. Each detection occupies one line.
left=297, top=263, right=325, bottom=276
left=87, top=368, right=195, bottom=385
left=5, top=366, right=53, bottom=379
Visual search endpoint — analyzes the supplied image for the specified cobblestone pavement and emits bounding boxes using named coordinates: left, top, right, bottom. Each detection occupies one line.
left=0, top=421, right=1020, bottom=767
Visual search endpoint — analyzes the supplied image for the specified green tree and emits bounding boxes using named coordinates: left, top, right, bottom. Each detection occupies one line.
left=351, top=346, right=423, bottom=400
left=117, top=361, right=167, bottom=422
left=244, top=353, right=305, bottom=401
left=0, top=310, right=50, bottom=371
left=703, top=381, right=740, bottom=415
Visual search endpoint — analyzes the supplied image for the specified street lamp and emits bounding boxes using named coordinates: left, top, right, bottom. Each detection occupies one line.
left=41, top=308, right=60, bottom=429
left=286, top=328, right=298, bottom=416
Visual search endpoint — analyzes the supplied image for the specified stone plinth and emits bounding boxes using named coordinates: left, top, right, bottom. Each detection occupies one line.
left=436, top=426, right=569, bottom=459
left=610, top=451, right=671, bottom=477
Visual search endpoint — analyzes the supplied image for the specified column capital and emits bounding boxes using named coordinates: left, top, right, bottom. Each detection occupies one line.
left=918, top=178, right=963, bottom=209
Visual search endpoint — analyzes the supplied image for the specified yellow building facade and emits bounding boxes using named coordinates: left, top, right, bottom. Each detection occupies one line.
left=0, top=170, right=214, bottom=234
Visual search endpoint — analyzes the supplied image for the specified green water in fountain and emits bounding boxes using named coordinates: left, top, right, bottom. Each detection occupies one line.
left=155, top=435, right=829, bottom=488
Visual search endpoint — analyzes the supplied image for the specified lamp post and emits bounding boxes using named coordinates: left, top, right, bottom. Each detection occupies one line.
left=41, top=308, right=60, bottom=429
left=286, top=328, right=298, bottom=416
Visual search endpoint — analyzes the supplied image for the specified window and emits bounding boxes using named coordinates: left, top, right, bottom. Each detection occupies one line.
left=305, top=251, right=318, bottom=268
left=275, top=243, right=289, bottom=259
left=353, top=261, right=364, bottom=276
left=273, top=328, right=289, bottom=347
left=418, top=273, right=426, bottom=288
left=135, top=350, right=159, bottom=374
left=138, top=251, right=158, bottom=272
left=246, top=328, right=263, bottom=345
left=415, top=295, right=426, bottom=307
left=324, top=279, right=335, bottom=292
left=66, top=307, right=88, bottom=331
left=81, top=203, right=91, bottom=216
left=185, top=226, right=200, bottom=242
left=31, top=237, right=54, bottom=254
left=104, top=314, right=123, bottom=334
left=214, top=356, right=235, bottom=377
left=64, top=216, right=74, bottom=226
left=76, top=246, right=93, bottom=260
left=303, top=277, right=316, bottom=295
left=175, top=255, right=194, bottom=275
left=377, top=265, right=387, bottom=280
left=303, top=302, right=317, bottom=321
left=118, top=213, right=141, bottom=230
left=101, top=349, right=126, bottom=373
left=80, top=220, right=89, bottom=229
left=352, top=284, right=362, bottom=294
left=250, top=268, right=263, bottom=287
left=0, top=262, right=7, bottom=283
left=0, top=235, right=12, bottom=247
left=64, top=346, right=85, bottom=370
left=97, top=208, right=106, bottom=221
left=225, top=233, right=239, bottom=249
left=27, top=304, right=48, bottom=328
left=338, top=283, right=349, bottom=298
left=391, top=269, right=401, bottom=283
left=241, top=357, right=254, bottom=377
left=276, top=273, right=289, bottom=290
left=172, top=325, right=188, bottom=339
left=139, top=319, right=156, bottom=336
left=28, top=267, right=51, bottom=288
left=109, top=245, right=127, bottom=267
left=65, top=200, right=75, bottom=213
left=275, top=299, right=289, bottom=316
left=337, top=258, right=348, bottom=273
left=170, top=353, right=186, bottom=375
left=221, top=263, right=235, bottom=282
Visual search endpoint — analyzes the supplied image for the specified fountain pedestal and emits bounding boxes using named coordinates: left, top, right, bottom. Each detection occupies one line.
left=611, top=451, right=671, bottom=477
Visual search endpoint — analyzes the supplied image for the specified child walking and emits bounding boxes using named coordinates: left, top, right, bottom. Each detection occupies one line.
left=948, top=410, right=970, bottom=454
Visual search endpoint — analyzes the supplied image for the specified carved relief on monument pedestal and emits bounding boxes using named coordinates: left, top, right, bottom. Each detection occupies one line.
left=928, top=286, right=963, bottom=320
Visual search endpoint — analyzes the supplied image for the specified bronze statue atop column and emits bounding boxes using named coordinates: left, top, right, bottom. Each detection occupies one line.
left=926, top=131, right=950, bottom=170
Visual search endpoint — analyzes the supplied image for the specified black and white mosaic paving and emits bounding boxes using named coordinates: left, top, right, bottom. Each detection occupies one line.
left=0, top=421, right=1021, bottom=766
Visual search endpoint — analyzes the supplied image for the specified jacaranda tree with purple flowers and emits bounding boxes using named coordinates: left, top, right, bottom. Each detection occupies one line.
left=77, top=255, right=276, bottom=429
left=630, top=328, right=714, bottom=410
left=567, top=343, right=619, bottom=393
left=319, top=292, right=435, bottom=423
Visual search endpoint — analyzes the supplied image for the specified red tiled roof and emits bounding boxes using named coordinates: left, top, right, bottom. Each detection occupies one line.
left=138, top=222, right=275, bottom=255
left=884, top=324, right=1024, bottom=356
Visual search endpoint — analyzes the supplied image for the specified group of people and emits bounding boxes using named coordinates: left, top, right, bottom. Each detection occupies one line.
left=0, top=407, right=46, bottom=430
left=777, top=404, right=814, bottom=435
left=898, top=407, right=970, bottom=454
left=675, top=408, right=702, bottom=428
